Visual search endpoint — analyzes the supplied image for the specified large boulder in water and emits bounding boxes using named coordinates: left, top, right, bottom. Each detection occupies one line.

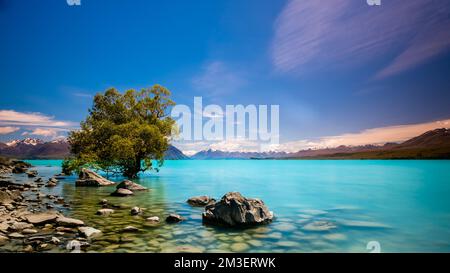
left=202, top=192, right=274, bottom=227
left=75, top=169, right=115, bottom=187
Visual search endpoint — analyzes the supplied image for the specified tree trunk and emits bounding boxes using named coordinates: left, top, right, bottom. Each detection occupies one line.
left=124, top=157, right=142, bottom=179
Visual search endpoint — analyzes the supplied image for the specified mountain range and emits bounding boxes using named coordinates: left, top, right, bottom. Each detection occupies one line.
left=1, top=128, right=449, bottom=160
left=190, top=128, right=450, bottom=159
left=0, top=138, right=188, bottom=160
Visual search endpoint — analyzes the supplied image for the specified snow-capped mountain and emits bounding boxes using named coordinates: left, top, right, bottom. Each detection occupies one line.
left=0, top=138, right=187, bottom=160
left=1, top=138, right=69, bottom=159
left=6, top=138, right=45, bottom=147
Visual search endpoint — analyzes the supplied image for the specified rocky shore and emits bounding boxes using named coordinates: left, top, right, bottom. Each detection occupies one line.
left=1, top=159, right=275, bottom=253
left=0, top=160, right=104, bottom=252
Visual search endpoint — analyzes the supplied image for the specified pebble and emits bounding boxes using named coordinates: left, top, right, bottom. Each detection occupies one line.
left=230, top=242, right=249, bottom=252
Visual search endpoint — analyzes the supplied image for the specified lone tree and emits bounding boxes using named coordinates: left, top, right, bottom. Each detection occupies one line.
left=62, top=85, right=175, bottom=178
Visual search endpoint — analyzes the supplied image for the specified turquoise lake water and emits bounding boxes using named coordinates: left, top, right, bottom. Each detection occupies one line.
left=25, top=160, right=450, bottom=253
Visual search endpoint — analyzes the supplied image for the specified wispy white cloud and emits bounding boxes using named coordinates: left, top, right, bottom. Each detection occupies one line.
left=272, top=0, right=450, bottom=79
left=0, top=126, right=19, bottom=135
left=72, top=92, right=93, bottom=98
left=0, top=110, right=77, bottom=128
left=192, top=61, right=246, bottom=97
left=21, top=128, right=67, bottom=138
left=60, top=86, right=94, bottom=98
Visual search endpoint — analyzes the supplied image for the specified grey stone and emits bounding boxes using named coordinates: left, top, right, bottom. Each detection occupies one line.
left=202, top=192, right=273, bottom=227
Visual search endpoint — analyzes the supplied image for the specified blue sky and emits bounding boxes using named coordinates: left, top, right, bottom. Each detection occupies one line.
left=1, top=0, right=449, bottom=153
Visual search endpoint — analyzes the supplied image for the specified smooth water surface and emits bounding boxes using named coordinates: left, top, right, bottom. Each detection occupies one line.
left=25, top=160, right=450, bottom=253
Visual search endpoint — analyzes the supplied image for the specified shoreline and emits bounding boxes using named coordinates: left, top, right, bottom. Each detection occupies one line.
left=0, top=160, right=104, bottom=252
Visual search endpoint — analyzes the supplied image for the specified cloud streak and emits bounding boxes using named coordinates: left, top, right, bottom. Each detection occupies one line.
left=0, top=126, right=19, bottom=135
left=0, top=110, right=77, bottom=128
left=192, top=61, right=246, bottom=98
left=21, top=128, right=66, bottom=138
left=272, top=0, right=450, bottom=79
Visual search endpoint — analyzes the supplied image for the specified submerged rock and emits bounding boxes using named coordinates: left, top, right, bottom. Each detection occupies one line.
left=230, top=242, right=250, bottom=252
left=75, top=169, right=115, bottom=187
left=110, top=188, right=133, bottom=197
left=165, top=214, right=185, bottom=223
left=202, top=192, right=273, bottom=227
left=49, top=177, right=58, bottom=183
left=146, top=216, right=160, bottom=223
left=121, top=226, right=139, bottom=233
left=116, top=180, right=148, bottom=191
left=302, top=221, right=337, bottom=231
left=187, top=196, right=215, bottom=207
left=130, top=207, right=141, bottom=215
left=26, top=170, right=38, bottom=178
left=56, top=216, right=85, bottom=227
left=34, top=178, right=43, bottom=183
left=78, top=226, right=102, bottom=238
left=96, top=209, right=114, bottom=216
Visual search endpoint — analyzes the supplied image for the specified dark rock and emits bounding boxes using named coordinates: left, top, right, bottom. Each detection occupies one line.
left=26, top=170, right=38, bottom=178
left=202, top=192, right=274, bottom=227
left=187, top=196, right=215, bottom=207
left=48, top=177, right=58, bottom=183
left=45, top=182, right=57, bottom=188
left=130, top=206, right=141, bottom=215
left=75, top=168, right=115, bottom=187
left=165, top=214, right=184, bottom=223
left=12, top=166, right=27, bottom=174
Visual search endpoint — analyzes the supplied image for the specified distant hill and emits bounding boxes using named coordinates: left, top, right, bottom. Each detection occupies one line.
left=285, top=128, right=450, bottom=159
left=191, top=128, right=450, bottom=160
left=0, top=138, right=188, bottom=160
left=164, top=145, right=189, bottom=160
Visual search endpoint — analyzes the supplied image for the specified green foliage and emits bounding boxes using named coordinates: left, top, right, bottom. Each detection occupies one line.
left=62, top=85, right=175, bottom=178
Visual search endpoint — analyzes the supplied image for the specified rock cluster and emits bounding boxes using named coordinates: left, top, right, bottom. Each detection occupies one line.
left=0, top=167, right=103, bottom=253
left=0, top=159, right=31, bottom=175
